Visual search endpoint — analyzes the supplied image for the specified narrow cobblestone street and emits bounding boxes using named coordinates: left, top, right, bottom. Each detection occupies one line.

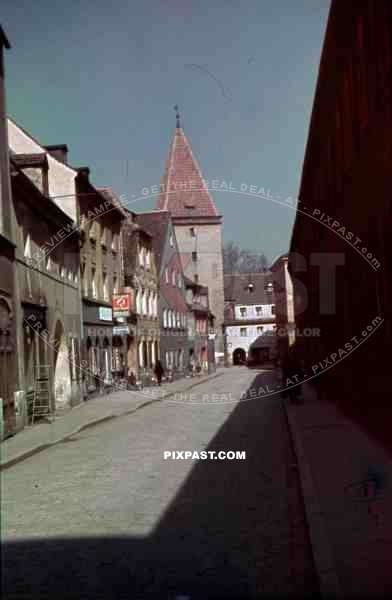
left=2, top=367, right=318, bottom=599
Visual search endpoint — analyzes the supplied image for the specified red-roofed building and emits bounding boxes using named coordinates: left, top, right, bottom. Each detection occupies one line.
left=156, top=110, right=225, bottom=364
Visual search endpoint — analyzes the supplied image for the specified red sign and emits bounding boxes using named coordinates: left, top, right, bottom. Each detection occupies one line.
left=112, top=294, right=130, bottom=311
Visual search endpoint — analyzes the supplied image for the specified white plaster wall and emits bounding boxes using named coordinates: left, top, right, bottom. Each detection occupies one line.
left=175, top=223, right=225, bottom=354
left=234, top=303, right=275, bottom=320
left=7, top=119, right=77, bottom=221
left=226, top=322, right=275, bottom=355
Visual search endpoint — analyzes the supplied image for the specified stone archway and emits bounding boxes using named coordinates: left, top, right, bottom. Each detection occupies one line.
left=53, top=320, right=71, bottom=410
left=232, top=347, right=246, bottom=365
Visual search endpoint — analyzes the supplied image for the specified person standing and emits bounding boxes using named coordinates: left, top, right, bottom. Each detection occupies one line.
left=154, top=360, right=164, bottom=386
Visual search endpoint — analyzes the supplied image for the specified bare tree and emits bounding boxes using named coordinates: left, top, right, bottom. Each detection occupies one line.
left=223, top=242, right=268, bottom=273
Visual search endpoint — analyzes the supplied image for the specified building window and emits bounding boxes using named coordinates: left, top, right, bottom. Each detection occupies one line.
left=146, top=249, right=151, bottom=269
left=190, top=227, right=196, bottom=237
left=136, top=289, right=142, bottom=313
left=165, top=268, right=169, bottom=283
left=194, top=274, right=199, bottom=283
left=169, top=233, right=174, bottom=247
left=163, top=309, right=167, bottom=328
left=142, top=290, right=147, bottom=315
left=172, top=269, right=176, bottom=286
left=192, top=251, right=197, bottom=262
left=24, top=233, right=31, bottom=261
left=113, top=276, right=118, bottom=294
left=100, top=226, right=107, bottom=248
left=257, top=326, right=263, bottom=334
left=91, top=268, right=97, bottom=298
left=176, top=312, right=181, bottom=328
left=255, top=306, right=262, bottom=315
left=46, top=256, right=52, bottom=272
left=240, top=327, right=247, bottom=337
left=148, top=291, right=154, bottom=315
left=271, top=305, right=276, bottom=315
left=103, top=273, right=109, bottom=301
left=139, top=246, right=144, bottom=267
left=240, top=307, right=247, bottom=317
left=112, top=234, right=119, bottom=252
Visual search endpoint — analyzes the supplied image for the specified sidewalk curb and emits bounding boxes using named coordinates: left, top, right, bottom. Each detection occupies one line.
left=1, top=371, right=224, bottom=471
left=282, top=398, right=343, bottom=599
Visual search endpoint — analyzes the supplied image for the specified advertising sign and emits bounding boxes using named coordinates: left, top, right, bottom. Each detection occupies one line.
left=112, top=293, right=133, bottom=317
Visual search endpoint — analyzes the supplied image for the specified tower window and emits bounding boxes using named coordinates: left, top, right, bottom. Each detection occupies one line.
left=190, top=227, right=196, bottom=237
left=192, top=251, right=197, bottom=262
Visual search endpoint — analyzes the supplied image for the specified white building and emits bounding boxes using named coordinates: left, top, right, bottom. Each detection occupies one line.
left=224, top=273, right=277, bottom=365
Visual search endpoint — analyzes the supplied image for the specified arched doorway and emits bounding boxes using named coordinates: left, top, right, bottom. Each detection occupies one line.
left=53, top=320, right=71, bottom=410
left=232, top=347, right=246, bottom=365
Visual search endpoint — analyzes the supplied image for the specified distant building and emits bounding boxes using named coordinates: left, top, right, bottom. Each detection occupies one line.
left=270, top=253, right=295, bottom=362
left=224, top=273, right=276, bottom=365
left=157, top=110, right=225, bottom=364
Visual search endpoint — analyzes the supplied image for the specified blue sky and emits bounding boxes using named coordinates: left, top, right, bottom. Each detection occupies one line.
left=2, top=0, right=330, bottom=264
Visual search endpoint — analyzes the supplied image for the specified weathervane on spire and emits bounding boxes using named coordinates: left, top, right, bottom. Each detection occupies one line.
left=174, top=105, right=181, bottom=128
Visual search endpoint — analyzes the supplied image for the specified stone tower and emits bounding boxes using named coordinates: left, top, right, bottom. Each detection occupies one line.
left=156, top=109, right=225, bottom=361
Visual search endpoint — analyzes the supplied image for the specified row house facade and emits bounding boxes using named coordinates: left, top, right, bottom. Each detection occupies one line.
left=0, top=27, right=17, bottom=439
left=289, top=0, right=392, bottom=411
left=224, top=273, right=276, bottom=365
left=75, top=168, right=126, bottom=396
left=11, top=156, right=82, bottom=419
left=184, top=275, right=215, bottom=372
left=121, top=213, right=159, bottom=383
left=136, top=210, right=190, bottom=374
left=6, top=116, right=85, bottom=432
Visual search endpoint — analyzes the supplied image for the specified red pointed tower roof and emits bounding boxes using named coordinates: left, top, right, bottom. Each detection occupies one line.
left=156, top=107, right=222, bottom=224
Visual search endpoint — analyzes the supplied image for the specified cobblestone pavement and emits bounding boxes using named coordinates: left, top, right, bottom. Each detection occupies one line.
left=2, top=367, right=319, bottom=599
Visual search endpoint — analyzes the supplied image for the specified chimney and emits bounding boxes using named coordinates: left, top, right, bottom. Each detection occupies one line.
left=44, top=144, right=68, bottom=164
left=0, top=25, right=13, bottom=242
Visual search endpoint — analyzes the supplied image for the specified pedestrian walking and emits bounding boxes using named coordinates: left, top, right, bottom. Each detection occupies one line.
left=154, top=360, right=164, bottom=386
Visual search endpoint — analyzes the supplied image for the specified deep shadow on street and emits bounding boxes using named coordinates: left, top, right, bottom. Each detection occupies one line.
left=2, top=370, right=319, bottom=599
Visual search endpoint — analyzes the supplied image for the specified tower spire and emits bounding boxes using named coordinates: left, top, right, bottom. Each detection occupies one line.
left=174, top=105, right=181, bottom=129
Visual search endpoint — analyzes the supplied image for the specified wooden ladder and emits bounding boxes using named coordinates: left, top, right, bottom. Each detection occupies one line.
left=31, top=364, right=53, bottom=424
